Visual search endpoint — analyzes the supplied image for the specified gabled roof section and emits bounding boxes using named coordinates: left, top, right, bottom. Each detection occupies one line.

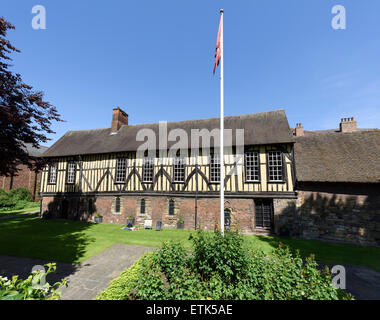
left=24, top=144, right=49, bottom=157
left=295, top=130, right=380, bottom=183
left=41, top=109, right=294, bottom=157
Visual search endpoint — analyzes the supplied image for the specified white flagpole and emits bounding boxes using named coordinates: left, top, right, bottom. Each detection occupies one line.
left=220, top=9, right=224, bottom=236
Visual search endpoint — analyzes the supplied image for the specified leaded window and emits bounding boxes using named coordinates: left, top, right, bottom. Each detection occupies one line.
left=48, top=163, right=57, bottom=185
left=267, top=151, right=283, bottom=182
left=173, top=156, right=185, bottom=183
left=140, top=199, right=146, bottom=214
left=245, top=151, right=260, bottom=182
left=142, top=158, right=154, bottom=183
left=115, top=197, right=121, bottom=213
left=210, top=153, right=220, bottom=183
left=115, top=158, right=127, bottom=183
left=66, top=161, right=76, bottom=184
left=168, top=199, right=175, bottom=216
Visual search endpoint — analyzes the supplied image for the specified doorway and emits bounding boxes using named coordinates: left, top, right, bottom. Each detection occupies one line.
left=61, top=199, right=69, bottom=219
left=254, top=199, right=274, bottom=232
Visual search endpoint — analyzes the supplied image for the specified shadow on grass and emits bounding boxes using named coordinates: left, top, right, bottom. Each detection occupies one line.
left=254, top=233, right=380, bottom=272
left=0, top=213, right=96, bottom=264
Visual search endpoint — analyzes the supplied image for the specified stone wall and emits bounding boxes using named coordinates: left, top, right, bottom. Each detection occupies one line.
left=278, top=182, right=380, bottom=247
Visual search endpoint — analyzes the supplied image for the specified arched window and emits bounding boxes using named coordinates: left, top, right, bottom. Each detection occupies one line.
left=168, top=199, right=175, bottom=216
left=115, top=197, right=121, bottom=213
left=140, top=199, right=146, bottom=214
left=224, top=209, right=231, bottom=230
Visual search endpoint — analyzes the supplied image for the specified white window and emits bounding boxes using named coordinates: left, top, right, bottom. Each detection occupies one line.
left=245, top=151, right=260, bottom=182
left=115, top=158, right=127, bottom=183
left=66, top=162, right=76, bottom=184
left=173, top=156, right=185, bottom=183
left=267, top=151, right=283, bottom=182
left=48, top=163, right=57, bottom=184
left=142, top=158, right=154, bottom=183
left=210, top=153, right=220, bottom=183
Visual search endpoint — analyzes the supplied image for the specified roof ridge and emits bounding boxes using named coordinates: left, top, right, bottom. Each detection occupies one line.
left=120, top=109, right=286, bottom=129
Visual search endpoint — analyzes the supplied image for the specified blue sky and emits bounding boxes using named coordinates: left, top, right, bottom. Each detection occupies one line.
left=1, top=0, right=380, bottom=146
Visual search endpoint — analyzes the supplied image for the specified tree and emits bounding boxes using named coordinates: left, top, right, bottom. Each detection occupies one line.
left=0, top=17, right=62, bottom=176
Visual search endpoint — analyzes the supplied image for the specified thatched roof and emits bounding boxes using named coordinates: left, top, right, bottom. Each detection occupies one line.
left=41, top=110, right=294, bottom=157
left=295, top=130, right=380, bottom=183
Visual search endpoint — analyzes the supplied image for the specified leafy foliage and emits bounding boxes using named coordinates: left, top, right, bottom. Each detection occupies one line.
left=0, top=17, right=62, bottom=176
left=0, top=187, right=36, bottom=211
left=0, top=188, right=15, bottom=209
left=0, top=263, right=67, bottom=300
left=97, top=230, right=354, bottom=300
left=8, top=187, right=32, bottom=202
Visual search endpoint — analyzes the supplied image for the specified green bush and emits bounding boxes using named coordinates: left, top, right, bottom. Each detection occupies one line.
left=0, top=188, right=15, bottom=209
left=0, top=263, right=67, bottom=300
left=9, top=187, right=32, bottom=202
left=98, top=230, right=354, bottom=300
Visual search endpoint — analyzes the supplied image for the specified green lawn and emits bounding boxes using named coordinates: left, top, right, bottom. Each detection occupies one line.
left=0, top=215, right=379, bottom=272
left=0, top=202, right=40, bottom=217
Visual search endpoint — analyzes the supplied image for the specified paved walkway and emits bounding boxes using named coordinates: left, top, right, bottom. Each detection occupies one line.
left=0, top=244, right=155, bottom=300
left=0, top=210, right=39, bottom=220
left=319, top=263, right=380, bottom=300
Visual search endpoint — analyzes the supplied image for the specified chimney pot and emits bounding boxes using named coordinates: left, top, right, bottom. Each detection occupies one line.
left=111, top=107, right=129, bottom=133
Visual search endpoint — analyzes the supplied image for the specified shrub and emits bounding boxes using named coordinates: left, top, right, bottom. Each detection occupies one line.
left=0, top=263, right=67, bottom=300
left=190, top=230, right=249, bottom=284
left=0, top=188, right=15, bottom=209
left=99, top=230, right=354, bottom=300
left=8, top=187, right=32, bottom=202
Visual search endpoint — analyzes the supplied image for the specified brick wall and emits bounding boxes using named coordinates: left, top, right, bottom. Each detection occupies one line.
left=1, top=164, right=41, bottom=200
left=40, top=184, right=380, bottom=247
left=41, top=195, right=294, bottom=234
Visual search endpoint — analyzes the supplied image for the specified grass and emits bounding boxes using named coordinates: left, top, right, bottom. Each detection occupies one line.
left=0, top=215, right=379, bottom=272
left=0, top=202, right=40, bottom=217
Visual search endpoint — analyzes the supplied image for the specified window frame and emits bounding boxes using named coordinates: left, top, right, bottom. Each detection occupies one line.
left=142, top=157, right=154, bottom=183
left=172, top=156, right=186, bottom=183
left=244, top=151, right=260, bottom=183
left=115, top=197, right=121, bottom=214
left=140, top=199, right=146, bottom=215
left=209, top=152, right=221, bottom=184
left=267, top=150, right=284, bottom=183
left=47, top=163, right=58, bottom=185
left=115, top=157, right=127, bottom=184
left=65, top=161, right=77, bottom=185
left=254, top=200, right=274, bottom=231
left=168, top=199, right=175, bottom=216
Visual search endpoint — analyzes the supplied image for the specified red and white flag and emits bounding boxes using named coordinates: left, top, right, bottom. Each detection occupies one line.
left=213, top=15, right=222, bottom=74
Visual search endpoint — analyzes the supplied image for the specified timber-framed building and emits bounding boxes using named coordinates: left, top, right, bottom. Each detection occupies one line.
left=39, top=108, right=296, bottom=234
left=39, top=109, right=380, bottom=246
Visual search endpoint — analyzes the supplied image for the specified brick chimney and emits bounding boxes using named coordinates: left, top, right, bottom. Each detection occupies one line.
left=111, top=107, right=129, bottom=133
left=340, top=117, right=357, bottom=133
left=295, top=123, right=304, bottom=137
